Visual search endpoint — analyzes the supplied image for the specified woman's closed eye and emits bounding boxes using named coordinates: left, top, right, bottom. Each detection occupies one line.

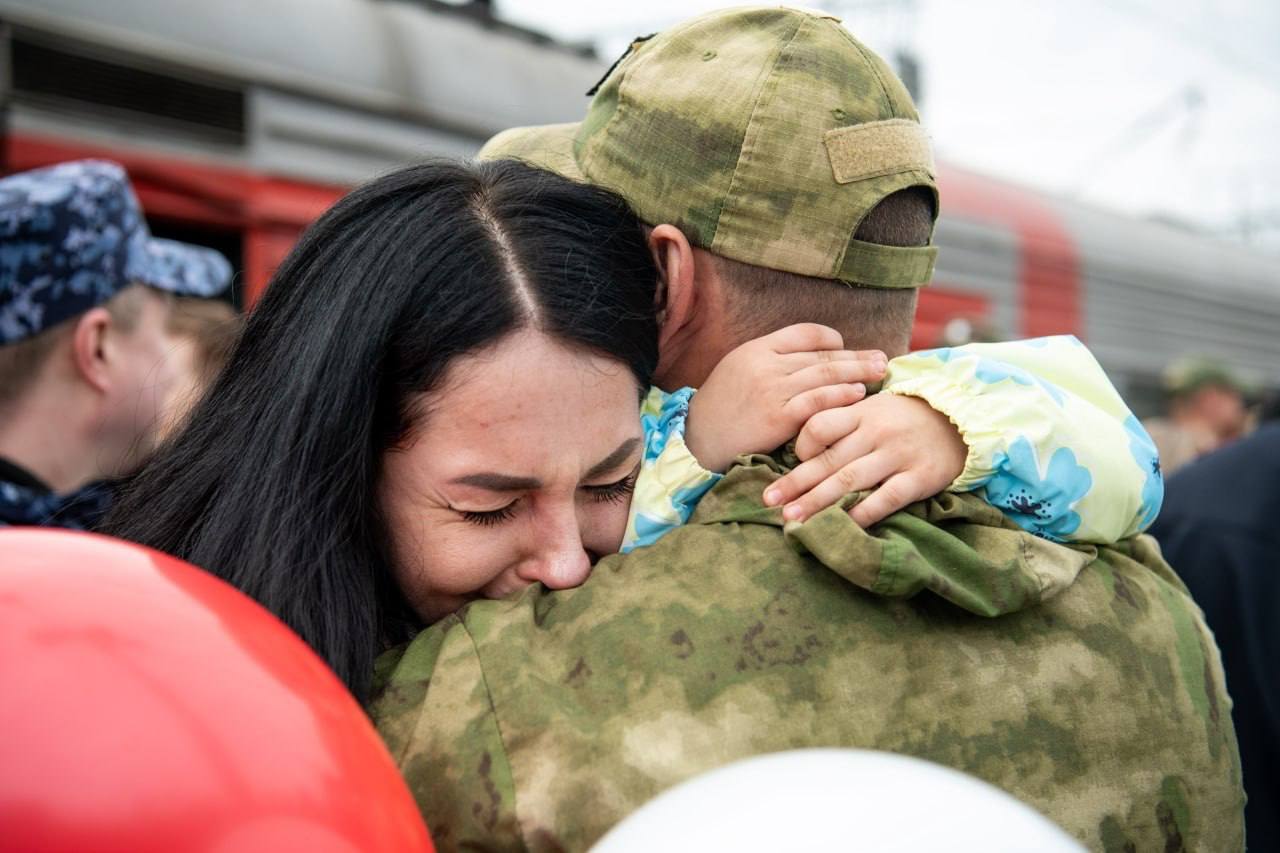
left=457, top=466, right=640, bottom=527
left=460, top=503, right=519, bottom=527
left=584, top=468, right=639, bottom=505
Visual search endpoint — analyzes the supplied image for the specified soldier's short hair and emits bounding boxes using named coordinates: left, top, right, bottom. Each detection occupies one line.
left=719, top=187, right=934, bottom=355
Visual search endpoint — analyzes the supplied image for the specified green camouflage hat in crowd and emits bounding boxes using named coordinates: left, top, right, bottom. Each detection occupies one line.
left=480, top=6, right=939, bottom=289
left=1162, top=355, right=1249, bottom=399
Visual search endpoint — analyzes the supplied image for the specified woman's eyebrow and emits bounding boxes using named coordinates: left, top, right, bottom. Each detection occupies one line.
left=584, top=437, right=642, bottom=481
left=450, top=437, right=641, bottom=492
left=451, top=472, right=542, bottom=491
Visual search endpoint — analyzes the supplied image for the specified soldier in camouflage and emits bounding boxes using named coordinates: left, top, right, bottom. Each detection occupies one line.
left=0, top=160, right=232, bottom=529
left=371, top=7, right=1244, bottom=850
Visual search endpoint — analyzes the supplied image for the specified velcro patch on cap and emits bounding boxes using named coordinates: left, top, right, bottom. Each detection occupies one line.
left=823, top=119, right=935, bottom=185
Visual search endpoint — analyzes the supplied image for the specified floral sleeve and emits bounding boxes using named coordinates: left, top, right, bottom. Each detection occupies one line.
left=882, top=335, right=1162, bottom=543
left=620, top=387, right=722, bottom=553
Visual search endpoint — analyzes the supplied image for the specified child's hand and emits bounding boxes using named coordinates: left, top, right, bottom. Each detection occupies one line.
left=763, top=393, right=968, bottom=527
left=684, top=323, right=889, bottom=473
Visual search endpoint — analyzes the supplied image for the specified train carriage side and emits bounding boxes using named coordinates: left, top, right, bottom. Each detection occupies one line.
left=2, top=0, right=1277, bottom=416
left=926, top=166, right=1280, bottom=408
left=1055, top=199, right=1280, bottom=407
left=0, top=0, right=607, bottom=301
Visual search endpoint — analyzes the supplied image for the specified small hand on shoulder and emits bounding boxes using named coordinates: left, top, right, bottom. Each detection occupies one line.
left=764, top=392, right=969, bottom=527
left=682, top=322, right=968, bottom=529
left=683, top=323, right=887, bottom=473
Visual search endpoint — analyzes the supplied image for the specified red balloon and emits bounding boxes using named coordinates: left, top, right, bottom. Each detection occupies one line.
left=0, top=529, right=434, bottom=853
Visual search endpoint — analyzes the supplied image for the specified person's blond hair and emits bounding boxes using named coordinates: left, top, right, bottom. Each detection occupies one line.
left=165, top=297, right=241, bottom=385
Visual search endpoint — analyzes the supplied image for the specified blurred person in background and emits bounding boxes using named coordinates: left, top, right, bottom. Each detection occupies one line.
left=1150, top=396, right=1280, bottom=851
left=1143, top=354, right=1250, bottom=476
left=0, top=160, right=231, bottom=529
left=156, top=296, right=241, bottom=442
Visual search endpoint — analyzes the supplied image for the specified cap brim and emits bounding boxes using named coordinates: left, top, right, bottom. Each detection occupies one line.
left=131, top=237, right=233, bottom=299
left=478, top=122, right=585, bottom=183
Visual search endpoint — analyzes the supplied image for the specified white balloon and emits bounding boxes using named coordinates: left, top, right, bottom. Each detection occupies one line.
left=591, top=749, right=1085, bottom=853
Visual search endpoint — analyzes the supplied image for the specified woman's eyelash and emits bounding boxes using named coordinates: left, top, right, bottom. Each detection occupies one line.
left=586, top=472, right=638, bottom=504
left=460, top=469, right=638, bottom=524
left=461, top=504, right=518, bottom=526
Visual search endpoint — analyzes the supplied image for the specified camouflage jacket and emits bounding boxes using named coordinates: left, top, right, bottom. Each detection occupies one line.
left=370, top=452, right=1244, bottom=852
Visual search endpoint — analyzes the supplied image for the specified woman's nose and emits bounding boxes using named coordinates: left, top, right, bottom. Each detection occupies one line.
left=516, top=516, right=592, bottom=590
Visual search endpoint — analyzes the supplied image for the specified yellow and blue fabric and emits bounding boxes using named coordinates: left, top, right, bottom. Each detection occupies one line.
left=883, top=335, right=1162, bottom=543
left=623, top=336, right=1161, bottom=551
left=620, top=387, right=721, bottom=553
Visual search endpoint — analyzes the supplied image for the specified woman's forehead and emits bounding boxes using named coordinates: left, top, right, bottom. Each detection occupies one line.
left=434, top=331, right=634, bottom=419
left=416, top=331, right=642, bottom=474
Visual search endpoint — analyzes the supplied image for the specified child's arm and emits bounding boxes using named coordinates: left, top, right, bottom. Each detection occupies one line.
left=622, top=323, right=952, bottom=551
left=767, top=335, right=1163, bottom=543
left=621, top=387, right=719, bottom=553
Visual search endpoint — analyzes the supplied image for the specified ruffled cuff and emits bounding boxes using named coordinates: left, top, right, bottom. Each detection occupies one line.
left=881, top=367, right=1011, bottom=492
left=624, top=387, right=723, bottom=553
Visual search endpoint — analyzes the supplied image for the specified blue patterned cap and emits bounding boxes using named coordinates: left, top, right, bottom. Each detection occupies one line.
left=135, top=238, right=233, bottom=298
left=0, top=160, right=232, bottom=346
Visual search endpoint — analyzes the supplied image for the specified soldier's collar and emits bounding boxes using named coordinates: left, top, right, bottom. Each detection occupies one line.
left=0, top=457, right=51, bottom=494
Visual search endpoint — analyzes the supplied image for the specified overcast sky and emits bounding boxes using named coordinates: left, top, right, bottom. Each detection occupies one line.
left=494, top=0, right=1280, bottom=253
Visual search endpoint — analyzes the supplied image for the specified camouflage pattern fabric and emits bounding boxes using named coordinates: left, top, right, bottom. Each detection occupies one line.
left=372, top=450, right=1244, bottom=852
left=479, top=7, right=938, bottom=289
left=0, top=477, right=114, bottom=530
left=1161, top=354, right=1249, bottom=399
left=133, top=237, right=232, bottom=299
left=0, top=160, right=232, bottom=345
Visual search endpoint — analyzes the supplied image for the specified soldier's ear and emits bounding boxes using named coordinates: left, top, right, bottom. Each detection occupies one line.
left=69, top=307, right=114, bottom=393
left=647, top=224, right=697, bottom=340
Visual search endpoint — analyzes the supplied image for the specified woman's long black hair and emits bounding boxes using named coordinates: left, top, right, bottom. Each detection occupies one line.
left=102, top=160, right=659, bottom=701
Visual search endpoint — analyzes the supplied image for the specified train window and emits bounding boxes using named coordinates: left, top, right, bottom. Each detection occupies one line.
left=10, top=33, right=245, bottom=146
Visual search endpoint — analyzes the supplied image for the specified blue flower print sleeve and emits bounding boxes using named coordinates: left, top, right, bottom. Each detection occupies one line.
left=882, top=335, right=1162, bottom=543
left=624, top=336, right=1161, bottom=552
left=621, top=387, right=722, bottom=553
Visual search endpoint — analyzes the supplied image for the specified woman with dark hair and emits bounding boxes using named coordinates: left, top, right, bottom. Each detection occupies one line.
left=103, top=158, right=892, bottom=699
left=103, top=160, right=672, bottom=699
left=103, top=159, right=1157, bottom=704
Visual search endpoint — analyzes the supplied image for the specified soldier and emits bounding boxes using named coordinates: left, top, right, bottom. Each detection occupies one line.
left=0, top=160, right=231, bottom=529
left=370, top=8, right=1244, bottom=851
left=1143, top=355, right=1251, bottom=476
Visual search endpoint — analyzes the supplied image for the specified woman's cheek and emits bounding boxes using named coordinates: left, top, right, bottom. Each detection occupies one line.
left=419, top=521, right=523, bottom=595
left=580, top=499, right=631, bottom=558
left=390, top=522, right=520, bottom=623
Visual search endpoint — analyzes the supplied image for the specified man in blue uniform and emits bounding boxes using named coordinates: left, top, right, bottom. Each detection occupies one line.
left=1151, top=412, right=1280, bottom=852
left=0, top=160, right=232, bottom=528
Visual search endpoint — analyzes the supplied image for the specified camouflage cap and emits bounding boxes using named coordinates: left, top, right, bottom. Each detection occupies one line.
left=1162, top=355, right=1250, bottom=399
left=480, top=6, right=938, bottom=289
left=135, top=238, right=233, bottom=299
left=0, top=160, right=233, bottom=346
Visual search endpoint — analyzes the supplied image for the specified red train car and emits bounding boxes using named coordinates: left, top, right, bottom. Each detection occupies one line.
left=3, top=0, right=1277, bottom=410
